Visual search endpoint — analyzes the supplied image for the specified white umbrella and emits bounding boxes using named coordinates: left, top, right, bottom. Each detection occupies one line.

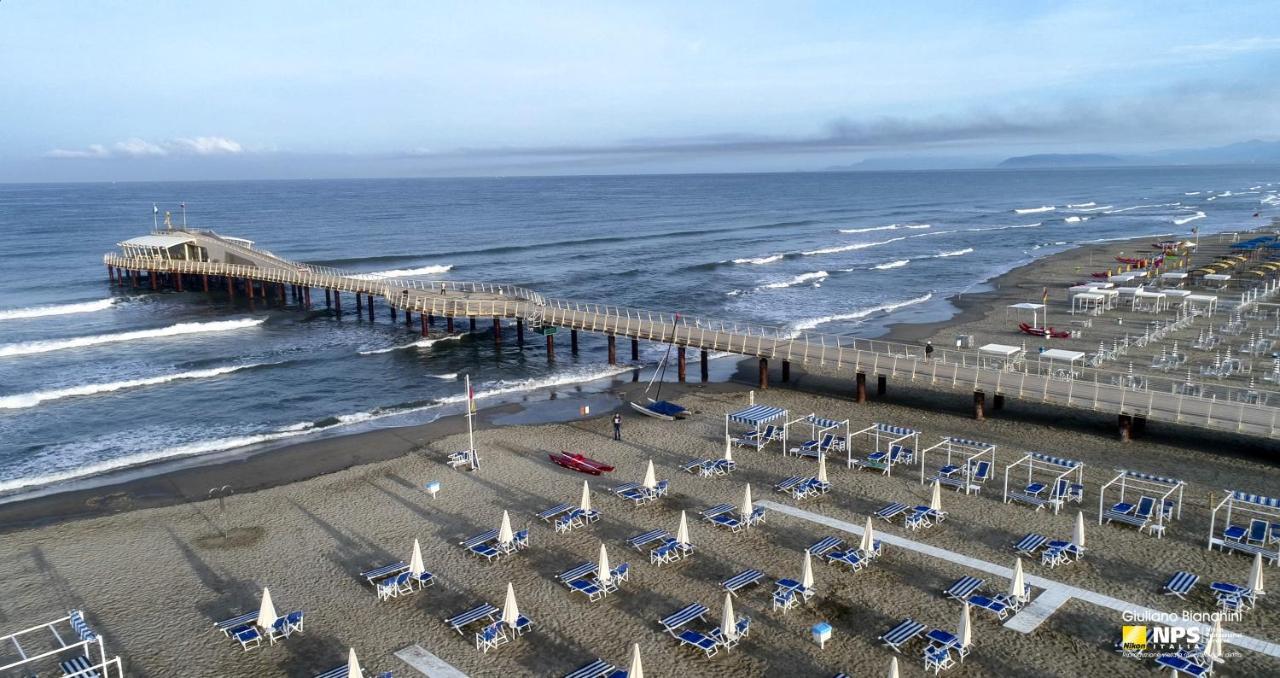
left=817, top=453, right=828, bottom=484
left=1073, top=510, right=1086, bottom=548
left=887, top=656, right=899, bottom=678
left=598, top=543, right=613, bottom=586
left=930, top=479, right=943, bottom=512
left=579, top=480, right=592, bottom=513
left=801, top=549, right=814, bottom=590
left=676, top=510, right=690, bottom=545
left=642, top=459, right=657, bottom=490
left=860, top=516, right=875, bottom=554
left=256, top=587, right=277, bottom=629
left=502, top=582, right=520, bottom=628
left=740, top=483, right=754, bottom=518
left=1248, top=551, right=1265, bottom=594
left=409, top=539, right=425, bottom=576
left=1009, top=558, right=1026, bottom=602
left=958, top=601, right=972, bottom=649
left=498, top=510, right=514, bottom=546
left=628, top=643, right=644, bottom=678
left=1204, top=617, right=1224, bottom=664
left=724, top=435, right=733, bottom=461
left=721, top=591, right=738, bottom=642
left=346, top=649, right=365, bottom=678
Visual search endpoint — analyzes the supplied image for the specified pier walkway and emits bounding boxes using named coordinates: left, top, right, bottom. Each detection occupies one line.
left=104, top=230, right=1279, bottom=439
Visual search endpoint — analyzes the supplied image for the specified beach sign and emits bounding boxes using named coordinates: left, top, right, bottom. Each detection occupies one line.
left=811, top=621, right=832, bottom=649
left=424, top=481, right=440, bottom=499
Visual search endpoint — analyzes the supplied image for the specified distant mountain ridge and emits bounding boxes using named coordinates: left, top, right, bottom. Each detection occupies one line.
left=998, top=153, right=1124, bottom=168
left=824, top=139, right=1280, bottom=172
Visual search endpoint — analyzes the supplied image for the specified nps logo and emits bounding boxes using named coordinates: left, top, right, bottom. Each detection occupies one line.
left=1121, top=625, right=1202, bottom=651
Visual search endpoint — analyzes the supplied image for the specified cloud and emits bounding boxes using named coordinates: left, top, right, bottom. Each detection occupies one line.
left=1173, top=36, right=1280, bottom=56
left=45, top=136, right=246, bottom=159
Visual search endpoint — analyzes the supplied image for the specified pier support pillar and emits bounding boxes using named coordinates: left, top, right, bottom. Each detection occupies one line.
left=406, top=310, right=412, bottom=326
left=607, top=334, right=617, bottom=365
left=877, top=374, right=886, bottom=396
left=993, top=394, right=1005, bottom=411
left=324, top=288, right=331, bottom=308
left=758, top=358, right=769, bottom=389
left=1134, top=416, right=1147, bottom=437
left=247, top=279, right=255, bottom=300
left=700, top=349, right=709, bottom=382
left=546, top=333, right=555, bottom=362
left=427, top=314, right=434, bottom=329
left=150, top=271, right=157, bottom=290
left=336, top=291, right=344, bottom=315
left=175, top=273, right=183, bottom=292
left=278, top=283, right=286, bottom=304
left=493, top=318, right=502, bottom=345
left=469, top=317, right=476, bottom=332
left=355, top=293, right=362, bottom=314
left=447, top=317, right=455, bottom=333
left=973, top=391, right=986, bottom=421
left=132, top=270, right=139, bottom=289
left=782, top=360, right=791, bottom=383
left=677, top=346, right=687, bottom=382
left=367, top=294, right=374, bottom=321
left=420, top=315, right=429, bottom=337
left=203, top=274, right=210, bottom=293
left=571, top=329, right=579, bottom=353
left=106, top=265, right=114, bottom=284
left=303, top=287, right=311, bottom=309
left=390, top=306, right=397, bottom=322
left=1118, top=414, right=1133, bottom=443
left=226, top=276, right=234, bottom=299
left=516, top=319, right=524, bottom=347
left=856, top=373, right=867, bottom=404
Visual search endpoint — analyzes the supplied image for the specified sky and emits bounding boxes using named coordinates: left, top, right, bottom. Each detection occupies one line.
left=2, top=1, right=1279, bottom=181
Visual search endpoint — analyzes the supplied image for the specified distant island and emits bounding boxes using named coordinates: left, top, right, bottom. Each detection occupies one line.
left=823, top=139, right=1280, bottom=172
left=997, top=153, right=1125, bottom=168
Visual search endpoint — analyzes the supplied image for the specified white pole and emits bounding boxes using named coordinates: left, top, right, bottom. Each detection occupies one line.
left=465, top=374, right=477, bottom=470
left=152, top=203, right=158, bottom=230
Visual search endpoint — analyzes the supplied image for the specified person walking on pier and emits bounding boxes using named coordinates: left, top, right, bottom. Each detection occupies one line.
left=612, top=413, right=622, bottom=441
left=925, top=341, right=934, bottom=362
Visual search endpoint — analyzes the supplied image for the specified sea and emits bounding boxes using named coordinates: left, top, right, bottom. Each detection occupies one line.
left=1, top=167, right=1277, bottom=497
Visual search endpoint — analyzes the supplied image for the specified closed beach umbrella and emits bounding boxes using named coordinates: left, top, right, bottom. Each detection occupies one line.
left=930, top=479, right=943, bottom=512
left=801, top=549, right=814, bottom=590
left=817, top=453, right=828, bottom=485
left=1010, top=558, right=1026, bottom=602
left=1204, top=617, right=1224, bottom=663
left=642, top=459, right=657, bottom=490
left=579, top=480, right=592, bottom=513
left=498, top=510, right=514, bottom=545
left=888, top=656, right=899, bottom=678
left=860, top=516, right=875, bottom=554
left=958, top=602, right=972, bottom=648
left=1073, top=511, right=1086, bottom=548
left=677, top=510, right=690, bottom=545
left=409, top=539, right=425, bottom=576
left=598, top=543, right=612, bottom=586
left=724, top=435, right=733, bottom=461
left=721, top=591, right=738, bottom=642
left=740, top=483, right=754, bottom=518
left=628, top=643, right=645, bottom=678
left=1248, top=551, right=1265, bottom=594
left=346, top=649, right=364, bottom=678
left=256, top=588, right=277, bottom=629
left=502, top=582, right=520, bottom=628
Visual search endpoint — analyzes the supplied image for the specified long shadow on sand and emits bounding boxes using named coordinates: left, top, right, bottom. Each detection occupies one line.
left=164, top=527, right=262, bottom=623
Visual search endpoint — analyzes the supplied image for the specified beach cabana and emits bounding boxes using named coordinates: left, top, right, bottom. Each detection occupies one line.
left=1005, top=302, right=1045, bottom=327
left=848, top=423, right=920, bottom=476
left=1132, top=288, right=1168, bottom=313
left=978, top=344, right=1022, bottom=371
left=0, top=610, right=120, bottom=677
left=918, top=437, right=996, bottom=494
left=1038, top=349, right=1086, bottom=380
left=1186, top=294, right=1220, bottom=316
left=785, top=413, right=850, bottom=458
left=726, top=404, right=788, bottom=450
left=1070, top=291, right=1107, bottom=316
left=1208, top=490, right=1280, bottom=565
left=1002, top=452, right=1084, bottom=514
left=1098, top=470, right=1185, bottom=539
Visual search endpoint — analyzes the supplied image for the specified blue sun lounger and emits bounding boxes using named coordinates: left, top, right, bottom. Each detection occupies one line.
left=460, top=529, right=499, bottom=549
left=619, top=486, right=657, bottom=505
left=475, top=620, right=509, bottom=653
left=446, top=603, right=499, bottom=634
left=215, top=611, right=258, bottom=636
left=700, top=503, right=735, bottom=521
left=611, top=481, right=640, bottom=495
left=1014, top=533, right=1048, bottom=556
left=826, top=550, right=866, bottom=571
left=565, top=659, right=617, bottom=678
left=377, top=571, right=414, bottom=601
left=775, top=475, right=811, bottom=498
left=677, top=629, right=719, bottom=658
left=943, top=576, right=984, bottom=601
left=710, top=513, right=745, bottom=532
left=1154, top=654, right=1209, bottom=677
left=772, top=587, right=798, bottom=611
left=651, top=538, right=691, bottom=564
left=538, top=503, right=574, bottom=522
left=879, top=618, right=926, bottom=652
left=967, top=595, right=1011, bottom=619
left=924, top=643, right=955, bottom=674
left=60, top=655, right=104, bottom=678
left=713, top=458, right=737, bottom=475
left=681, top=458, right=715, bottom=477
left=746, top=506, right=767, bottom=527
left=659, top=603, right=709, bottom=636
left=361, top=561, right=408, bottom=584
left=1162, top=571, right=1199, bottom=599
left=721, top=568, right=765, bottom=595
left=469, top=542, right=501, bottom=561
left=570, top=578, right=606, bottom=602
left=234, top=626, right=261, bottom=651
left=556, top=562, right=598, bottom=585
left=809, top=536, right=844, bottom=558
left=1006, top=489, right=1047, bottom=510
left=875, top=502, right=909, bottom=521
left=627, top=529, right=670, bottom=551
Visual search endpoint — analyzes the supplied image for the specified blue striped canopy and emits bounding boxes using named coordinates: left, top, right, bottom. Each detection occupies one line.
left=945, top=437, right=995, bottom=451
left=805, top=415, right=845, bottom=429
left=1119, top=470, right=1183, bottom=486
left=877, top=423, right=918, bottom=436
left=729, top=405, right=787, bottom=426
left=1030, top=452, right=1080, bottom=469
left=1231, top=491, right=1280, bottom=509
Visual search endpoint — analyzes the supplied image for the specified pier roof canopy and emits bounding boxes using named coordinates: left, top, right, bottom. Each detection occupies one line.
left=119, top=234, right=196, bottom=249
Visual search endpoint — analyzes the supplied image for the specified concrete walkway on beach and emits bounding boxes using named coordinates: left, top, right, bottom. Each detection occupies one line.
left=395, top=644, right=469, bottom=677
left=759, top=501, right=1280, bottom=659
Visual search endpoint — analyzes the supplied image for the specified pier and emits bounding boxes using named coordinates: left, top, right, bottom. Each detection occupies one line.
left=105, top=229, right=1280, bottom=439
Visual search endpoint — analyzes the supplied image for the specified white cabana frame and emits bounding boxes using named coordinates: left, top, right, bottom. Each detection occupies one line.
left=1002, top=452, right=1084, bottom=514
left=0, top=611, right=121, bottom=677
left=847, top=423, right=920, bottom=476
left=726, top=404, right=788, bottom=450
left=1006, top=302, right=1045, bottom=327
left=784, top=413, right=850, bottom=459
left=1208, top=490, right=1280, bottom=565
left=1097, top=469, right=1185, bottom=537
left=1071, top=291, right=1107, bottom=316
left=918, top=436, right=996, bottom=494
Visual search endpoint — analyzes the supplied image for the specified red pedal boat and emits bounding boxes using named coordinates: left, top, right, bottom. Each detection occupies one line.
left=548, top=451, right=615, bottom=475
left=1018, top=322, right=1070, bottom=339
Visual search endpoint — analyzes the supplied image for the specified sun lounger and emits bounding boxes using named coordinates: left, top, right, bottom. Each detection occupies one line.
left=969, top=460, right=992, bottom=483
left=447, top=450, right=472, bottom=468
left=60, top=655, right=103, bottom=678
left=809, top=536, right=844, bottom=557
left=805, top=477, right=832, bottom=495
left=852, top=455, right=890, bottom=474
left=774, top=475, right=810, bottom=498
left=469, top=542, right=501, bottom=561
left=1014, top=533, right=1048, bottom=556
left=967, top=595, right=1011, bottom=619
left=233, top=626, right=261, bottom=651
left=923, top=643, right=955, bottom=674
left=772, top=587, right=798, bottom=611
left=216, top=611, right=258, bottom=636
left=859, top=539, right=884, bottom=560
left=1247, top=518, right=1270, bottom=544
left=538, top=503, right=574, bottom=522
left=610, top=563, right=630, bottom=583
left=361, top=561, right=409, bottom=584
left=677, top=629, right=719, bottom=658
left=570, top=578, right=606, bottom=602
left=446, top=603, right=499, bottom=635
left=943, top=576, right=984, bottom=601
left=377, top=571, right=414, bottom=601
left=1104, top=502, right=1149, bottom=529
left=681, top=458, right=711, bottom=475
left=565, top=659, right=616, bottom=678
left=1211, top=581, right=1256, bottom=608
left=905, top=506, right=942, bottom=531
left=712, top=458, right=736, bottom=475
left=1047, top=539, right=1083, bottom=561
left=627, top=529, right=670, bottom=551
left=619, top=487, right=656, bottom=505
left=651, top=538, right=689, bottom=564
left=700, top=503, right=735, bottom=520
left=508, top=613, right=532, bottom=636
left=611, top=481, right=640, bottom=495
left=514, top=530, right=530, bottom=550
left=1154, top=654, right=1209, bottom=677
left=555, top=509, right=584, bottom=534
left=721, top=568, right=765, bottom=595
left=709, top=617, right=751, bottom=650
left=1006, top=491, right=1047, bottom=510
left=652, top=479, right=670, bottom=497
left=1025, top=482, right=1047, bottom=496
left=460, top=529, right=499, bottom=549
left=475, top=620, right=509, bottom=653
left=1049, top=478, right=1085, bottom=508
left=879, top=618, right=926, bottom=652
left=1162, top=571, right=1199, bottom=599
left=746, top=506, right=767, bottom=527
left=710, top=513, right=744, bottom=532
left=557, top=562, right=598, bottom=585
left=926, top=628, right=968, bottom=659
left=413, top=569, right=435, bottom=589
left=826, top=550, right=866, bottom=571
left=659, top=603, right=708, bottom=636
left=875, top=502, right=909, bottom=521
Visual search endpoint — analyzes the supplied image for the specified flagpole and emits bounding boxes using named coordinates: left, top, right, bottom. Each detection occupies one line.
left=152, top=203, right=158, bottom=230
left=181, top=202, right=187, bottom=228
left=465, top=374, right=478, bottom=470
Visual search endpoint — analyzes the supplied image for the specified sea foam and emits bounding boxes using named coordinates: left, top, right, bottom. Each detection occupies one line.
left=0, top=298, right=116, bottom=321
left=0, top=318, right=265, bottom=358
left=0, top=364, right=263, bottom=410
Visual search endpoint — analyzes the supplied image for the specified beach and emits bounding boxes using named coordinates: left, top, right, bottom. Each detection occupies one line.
left=1, top=230, right=1278, bottom=677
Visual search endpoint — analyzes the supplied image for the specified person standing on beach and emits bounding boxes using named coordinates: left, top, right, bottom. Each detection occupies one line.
left=925, top=341, right=934, bottom=362
left=613, top=413, right=622, bottom=441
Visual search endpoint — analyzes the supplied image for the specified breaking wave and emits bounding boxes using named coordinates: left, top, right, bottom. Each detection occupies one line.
left=801, top=236, right=908, bottom=256
left=732, top=254, right=784, bottom=265
left=789, top=292, right=934, bottom=333
left=760, top=271, right=829, bottom=289
left=0, top=298, right=116, bottom=321
left=0, top=364, right=264, bottom=410
left=1172, top=211, right=1206, bottom=226
left=872, top=259, right=910, bottom=270
left=1014, top=206, right=1055, bottom=214
left=349, top=265, right=453, bottom=280
left=0, top=318, right=266, bottom=358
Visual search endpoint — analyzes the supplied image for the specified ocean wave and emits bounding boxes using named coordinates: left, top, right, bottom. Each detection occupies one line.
left=0, top=298, right=116, bottom=321
left=838, top=223, right=930, bottom=234
left=1172, top=211, right=1206, bottom=226
left=358, top=334, right=461, bottom=355
left=0, top=318, right=266, bottom=359
left=0, top=364, right=263, bottom=410
left=349, top=264, right=453, bottom=280
left=1066, top=202, right=1096, bottom=208
left=431, top=372, right=459, bottom=380
left=1185, top=192, right=1201, bottom=196
left=934, top=248, right=974, bottom=258
left=1073, top=205, right=1112, bottom=212
left=872, top=259, right=909, bottom=270
left=1063, top=216, right=1089, bottom=223
left=789, top=292, right=934, bottom=333
left=1014, top=206, right=1055, bottom=214
left=760, top=271, right=829, bottom=289
left=966, top=222, right=1042, bottom=232
left=1104, top=202, right=1180, bottom=214
left=801, top=236, right=908, bottom=256
left=732, top=254, right=784, bottom=265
